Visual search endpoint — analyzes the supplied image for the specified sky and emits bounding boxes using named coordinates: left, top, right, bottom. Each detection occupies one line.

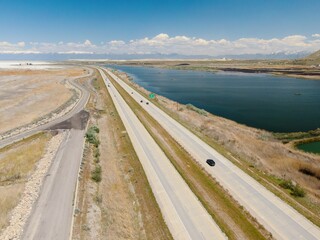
left=1, top=0, right=320, bottom=56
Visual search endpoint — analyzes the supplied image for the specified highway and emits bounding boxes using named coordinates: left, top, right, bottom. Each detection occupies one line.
left=98, top=68, right=227, bottom=240
left=0, top=67, right=92, bottom=148
left=104, top=67, right=320, bottom=240
left=22, top=129, right=85, bottom=240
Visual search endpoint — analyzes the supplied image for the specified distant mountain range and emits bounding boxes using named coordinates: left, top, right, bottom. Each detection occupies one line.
left=303, top=49, right=320, bottom=64
left=0, top=51, right=313, bottom=61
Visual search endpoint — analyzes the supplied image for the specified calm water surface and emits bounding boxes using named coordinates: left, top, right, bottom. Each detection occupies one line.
left=106, top=65, right=320, bottom=133
left=297, top=141, right=320, bottom=154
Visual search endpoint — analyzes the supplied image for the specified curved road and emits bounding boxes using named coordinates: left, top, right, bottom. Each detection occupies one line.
left=0, top=67, right=92, bottom=148
left=104, top=67, right=320, bottom=240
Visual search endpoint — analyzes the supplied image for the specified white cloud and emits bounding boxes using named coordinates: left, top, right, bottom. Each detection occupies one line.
left=84, top=40, right=92, bottom=46
left=1, top=34, right=320, bottom=56
left=57, top=51, right=94, bottom=54
left=153, top=33, right=169, bottom=40
left=108, top=40, right=125, bottom=46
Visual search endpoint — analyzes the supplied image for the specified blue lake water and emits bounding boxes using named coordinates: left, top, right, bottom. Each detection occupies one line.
left=106, top=65, right=320, bottom=133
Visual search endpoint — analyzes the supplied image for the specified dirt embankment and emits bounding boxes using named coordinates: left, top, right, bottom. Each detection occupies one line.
left=115, top=70, right=320, bottom=217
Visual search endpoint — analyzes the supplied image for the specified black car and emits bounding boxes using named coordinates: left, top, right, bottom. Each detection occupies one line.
left=146, top=102, right=149, bottom=105
left=206, top=159, right=215, bottom=166
left=140, top=100, right=143, bottom=103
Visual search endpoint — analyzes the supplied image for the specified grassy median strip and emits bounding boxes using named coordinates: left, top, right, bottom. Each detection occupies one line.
left=81, top=69, right=173, bottom=239
left=106, top=70, right=270, bottom=240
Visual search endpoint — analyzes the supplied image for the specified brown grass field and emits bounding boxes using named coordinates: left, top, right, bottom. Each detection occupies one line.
left=0, top=133, right=50, bottom=232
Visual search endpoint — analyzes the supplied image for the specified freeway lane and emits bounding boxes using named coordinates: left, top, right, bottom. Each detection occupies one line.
left=98, top=68, right=226, bottom=240
left=0, top=67, right=92, bottom=148
left=22, top=129, right=85, bottom=240
left=104, top=67, right=320, bottom=240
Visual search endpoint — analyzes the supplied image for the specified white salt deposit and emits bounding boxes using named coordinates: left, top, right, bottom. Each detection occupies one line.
left=0, top=61, right=62, bottom=69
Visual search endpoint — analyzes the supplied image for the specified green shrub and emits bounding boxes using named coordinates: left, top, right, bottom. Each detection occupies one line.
left=91, top=126, right=100, bottom=133
left=91, top=165, right=102, bottom=182
left=85, top=126, right=100, bottom=146
left=279, top=179, right=306, bottom=197
left=94, top=148, right=100, bottom=158
left=279, top=179, right=294, bottom=190
left=291, top=185, right=305, bottom=197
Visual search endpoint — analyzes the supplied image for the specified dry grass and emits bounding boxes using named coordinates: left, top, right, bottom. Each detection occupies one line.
left=115, top=70, right=320, bottom=226
left=0, top=132, right=51, bottom=232
left=0, top=133, right=50, bottom=184
left=0, top=184, right=24, bottom=230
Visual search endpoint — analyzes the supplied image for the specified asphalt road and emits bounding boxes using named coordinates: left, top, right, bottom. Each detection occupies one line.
left=0, top=67, right=91, bottom=148
left=0, top=66, right=91, bottom=239
left=104, top=67, right=320, bottom=240
left=98, top=68, right=227, bottom=240
left=22, top=129, right=85, bottom=240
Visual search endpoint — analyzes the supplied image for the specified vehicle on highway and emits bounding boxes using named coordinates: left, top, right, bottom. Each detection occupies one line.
left=140, top=100, right=143, bottom=103
left=146, top=102, right=149, bottom=105
left=206, top=159, right=215, bottom=166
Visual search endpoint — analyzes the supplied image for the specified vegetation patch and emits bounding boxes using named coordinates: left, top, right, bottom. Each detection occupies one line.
left=279, top=179, right=306, bottom=197
left=85, top=125, right=100, bottom=147
left=186, top=103, right=208, bottom=116
left=274, top=129, right=320, bottom=143
left=91, top=165, right=102, bottom=182
left=86, top=125, right=102, bottom=182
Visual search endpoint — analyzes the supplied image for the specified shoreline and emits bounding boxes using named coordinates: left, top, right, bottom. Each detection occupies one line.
left=108, top=67, right=320, bottom=227
left=103, top=61, right=320, bottom=81
left=104, top=64, right=320, bottom=135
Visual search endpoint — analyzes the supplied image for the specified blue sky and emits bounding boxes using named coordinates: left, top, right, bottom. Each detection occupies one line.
left=1, top=0, right=320, bottom=56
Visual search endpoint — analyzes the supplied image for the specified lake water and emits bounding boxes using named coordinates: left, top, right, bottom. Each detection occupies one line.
left=106, top=65, right=320, bottom=133
left=297, top=141, right=320, bottom=154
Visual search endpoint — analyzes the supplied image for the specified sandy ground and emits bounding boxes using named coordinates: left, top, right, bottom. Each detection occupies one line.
left=0, top=67, right=84, bottom=134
